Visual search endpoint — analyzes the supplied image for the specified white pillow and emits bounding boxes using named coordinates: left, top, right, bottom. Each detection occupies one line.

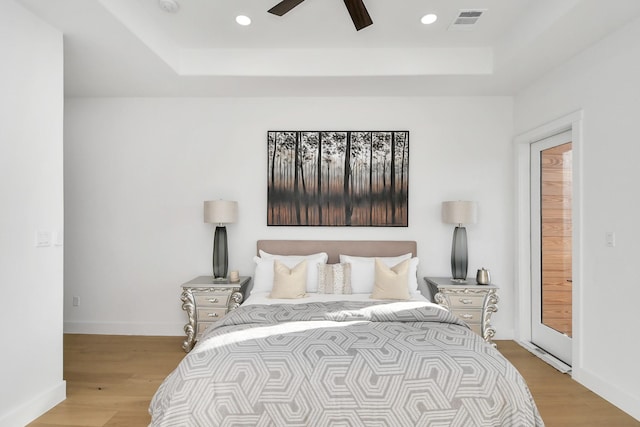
left=339, top=253, right=419, bottom=294
left=252, top=256, right=275, bottom=293
left=259, top=250, right=328, bottom=262
left=253, top=251, right=328, bottom=293
left=407, top=257, right=420, bottom=294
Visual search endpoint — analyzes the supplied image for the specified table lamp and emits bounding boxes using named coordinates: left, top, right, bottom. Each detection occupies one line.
left=442, top=201, right=478, bottom=281
left=204, top=200, right=238, bottom=280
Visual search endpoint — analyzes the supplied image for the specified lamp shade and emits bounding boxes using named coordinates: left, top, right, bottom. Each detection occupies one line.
left=442, top=201, right=478, bottom=225
left=204, top=200, right=238, bottom=224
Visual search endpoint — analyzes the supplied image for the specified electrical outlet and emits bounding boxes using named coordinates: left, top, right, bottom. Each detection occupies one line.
left=53, top=230, right=64, bottom=246
left=72, top=296, right=80, bottom=307
left=606, top=231, right=616, bottom=247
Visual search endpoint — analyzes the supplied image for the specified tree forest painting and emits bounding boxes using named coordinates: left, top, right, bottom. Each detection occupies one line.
left=267, top=131, right=409, bottom=226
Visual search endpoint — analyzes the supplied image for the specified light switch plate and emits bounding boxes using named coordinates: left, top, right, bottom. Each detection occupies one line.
left=36, top=231, right=52, bottom=247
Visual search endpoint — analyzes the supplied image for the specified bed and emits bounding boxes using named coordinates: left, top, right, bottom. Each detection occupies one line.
left=150, top=240, right=543, bottom=426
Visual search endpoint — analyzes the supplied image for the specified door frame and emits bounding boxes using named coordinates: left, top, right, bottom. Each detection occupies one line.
left=515, top=110, right=583, bottom=372
left=530, top=132, right=573, bottom=364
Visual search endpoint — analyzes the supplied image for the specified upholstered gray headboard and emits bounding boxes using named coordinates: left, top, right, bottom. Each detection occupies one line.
left=257, top=240, right=417, bottom=264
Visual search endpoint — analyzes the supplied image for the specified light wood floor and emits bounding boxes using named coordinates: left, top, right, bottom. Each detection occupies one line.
left=28, top=336, right=639, bottom=427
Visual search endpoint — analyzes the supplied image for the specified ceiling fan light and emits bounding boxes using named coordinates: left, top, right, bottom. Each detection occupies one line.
left=236, top=15, right=252, bottom=26
left=421, top=13, right=438, bottom=25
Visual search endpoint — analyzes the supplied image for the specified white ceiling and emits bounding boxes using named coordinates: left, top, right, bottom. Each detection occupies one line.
left=16, top=0, right=640, bottom=97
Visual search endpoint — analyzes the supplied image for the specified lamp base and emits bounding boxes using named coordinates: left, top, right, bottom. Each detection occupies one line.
left=451, top=226, right=468, bottom=280
left=213, top=225, right=228, bottom=280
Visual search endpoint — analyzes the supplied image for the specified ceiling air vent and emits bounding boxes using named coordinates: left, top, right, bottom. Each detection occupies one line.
left=449, top=9, right=486, bottom=31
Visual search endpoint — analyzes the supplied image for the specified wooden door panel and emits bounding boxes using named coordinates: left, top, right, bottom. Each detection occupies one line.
left=541, top=142, right=572, bottom=337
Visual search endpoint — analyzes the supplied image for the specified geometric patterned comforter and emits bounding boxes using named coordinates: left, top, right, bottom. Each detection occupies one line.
left=150, top=301, right=544, bottom=426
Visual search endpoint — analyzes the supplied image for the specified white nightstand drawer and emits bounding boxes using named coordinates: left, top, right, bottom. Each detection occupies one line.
left=454, top=309, right=482, bottom=324
left=197, top=307, right=227, bottom=320
left=468, top=324, right=482, bottom=336
left=448, top=294, right=485, bottom=309
left=195, top=294, right=230, bottom=308
left=197, top=321, right=216, bottom=337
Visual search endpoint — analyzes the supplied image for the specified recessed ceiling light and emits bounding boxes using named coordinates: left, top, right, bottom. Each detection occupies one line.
left=421, top=14, right=438, bottom=25
left=236, top=15, right=251, bottom=26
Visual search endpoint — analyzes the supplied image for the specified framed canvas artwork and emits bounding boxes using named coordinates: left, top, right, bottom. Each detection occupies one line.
left=267, top=131, right=409, bottom=226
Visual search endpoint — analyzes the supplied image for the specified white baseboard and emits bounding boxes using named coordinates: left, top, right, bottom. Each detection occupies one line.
left=0, top=381, right=66, bottom=427
left=64, top=320, right=184, bottom=336
left=572, top=367, right=640, bottom=422
left=493, top=327, right=515, bottom=340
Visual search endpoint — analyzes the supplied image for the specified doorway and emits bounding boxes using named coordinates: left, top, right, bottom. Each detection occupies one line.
left=530, top=130, right=573, bottom=365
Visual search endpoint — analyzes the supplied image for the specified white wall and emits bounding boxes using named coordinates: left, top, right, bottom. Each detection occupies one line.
left=515, top=16, right=640, bottom=421
left=0, top=1, right=65, bottom=426
left=63, top=96, right=516, bottom=338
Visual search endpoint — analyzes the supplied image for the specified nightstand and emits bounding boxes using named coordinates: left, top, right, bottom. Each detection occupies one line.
left=180, top=276, right=251, bottom=352
left=424, top=277, right=499, bottom=346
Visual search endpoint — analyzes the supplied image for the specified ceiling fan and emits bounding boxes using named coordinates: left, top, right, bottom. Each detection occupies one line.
left=268, top=0, right=373, bottom=31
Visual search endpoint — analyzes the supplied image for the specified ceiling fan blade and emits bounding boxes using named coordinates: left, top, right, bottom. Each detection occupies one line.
left=343, top=0, right=372, bottom=31
left=268, top=0, right=305, bottom=16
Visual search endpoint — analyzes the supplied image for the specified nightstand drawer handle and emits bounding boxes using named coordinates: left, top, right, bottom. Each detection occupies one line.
left=459, top=299, right=474, bottom=304
left=208, top=298, right=219, bottom=303
left=461, top=314, right=474, bottom=319
left=207, top=313, right=219, bottom=318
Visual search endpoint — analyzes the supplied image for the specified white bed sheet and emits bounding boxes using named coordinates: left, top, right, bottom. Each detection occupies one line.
left=243, top=291, right=430, bottom=306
